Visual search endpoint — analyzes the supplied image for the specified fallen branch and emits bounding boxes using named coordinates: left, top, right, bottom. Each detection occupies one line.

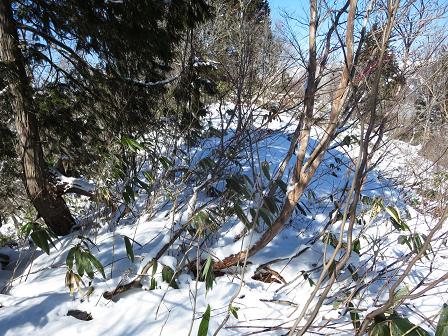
left=103, top=177, right=213, bottom=300
left=357, top=207, right=448, bottom=335
left=103, top=225, right=185, bottom=300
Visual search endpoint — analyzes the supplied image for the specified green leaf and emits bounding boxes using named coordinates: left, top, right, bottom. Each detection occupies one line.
left=201, top=256, right=215, bottom=292
left=121, top=136, right=143, bottom=151
left=226, top=175, right=251, bottom=199
left=370, top=321, right=390, bottom=336
left=86, top=253, right=106, bottom=279
left=80, top=252, right=92, bottom=278
left=436, top=304, right=448, bottom=336
left=353, top=239, right=361, bottom=254
left=66, top=247, right=76, bottom=270
left=78, top=235, right=100, bottom=251
left=149, top=277, right=157, bottom=290
left=20, top=222, right=34, bottom=237
left=233, top=203, right=250, bottom=229
left=159, top=156, right=174, bottom=169
left=82, top=252, right=94, bottom=279
left=75, top=248, right=84, bottom=276
left=307, top=277, right=315, bottom=287
left=323, top=232, right=338, bottom=248
left=361, top=195, right=372, bottom=205
left=385, top=206, right=400, bottom=221
left=263, top=195, right=278, bottom=214
left=133, top=177, right=150, bottom=191
left=348, top=301, right=361, bottom=330
left=411, top=234, right=431, bottom=258
left=65, top=270, right=74, bottom=296
left=44, top=229, right=56, bottom=249
left=193, top=211, right=212, bottom=231
left=151, top=260, right=158, bottom=277
left=143, top=171, right=154, bottom=183
left=161, top=265, right=179, bottom=289
left=226, top=176, right=241, bottom=194
left=412, top=235, right=423, bottom=249
left=197, top=304, right=211, bottom=336
left=399, top=234, right=431, bottom=258
left=261, top=161, right=271, bottom=180
left=333, top=298, right=344, bottom=309
left=370, top=314, right=430, bottom=336
left=385, top=206, right=410, bottom=231
left=123, top=236, right=134, bottom=262
left=341, top=135, right=352, bottom=147
left=393, top=286, right=409, bottom=306
left=249, top=208, right=258, bottom=227
left=202, top=256, right=212, bottom=279
left=258, top=207, right=272, bottom=226
left=40, top=229, right=54, bottom=248
left=389, top=315, right=429, bottom=336
left=31, top=230, right=50, bottom=254
left=301, top=271, right=315, bottom=287
left=229, top=305, right=239, bottom=319
left=123, top=185, right=135, bottom=204
left=242, top=174, right=254, bottom=187
left=398, top=235, right=407, bottom=245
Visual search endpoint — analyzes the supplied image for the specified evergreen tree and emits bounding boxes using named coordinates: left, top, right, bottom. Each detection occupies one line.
left=355, top=25, right=405, bottom=121
left=177, top=0, right=277, bottom=134
left=0, top=0, right=211, bottom=235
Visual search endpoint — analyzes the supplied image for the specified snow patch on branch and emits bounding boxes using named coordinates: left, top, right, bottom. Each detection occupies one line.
left=0, top=85, right=9, bottom=97
left=50, top=168, right=95, bottom=196
left=127, top=75, right=179, bottom=87
left=192, top=57, right=219, bottom=69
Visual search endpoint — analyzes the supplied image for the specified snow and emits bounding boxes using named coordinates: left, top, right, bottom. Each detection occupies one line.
left=0, top=85, right=8, bottom=97
left=56, top=174, right=96, bottom=194
left=0, top=108, right=447, bottom=335
left=193, top=57, right=219, bottom=69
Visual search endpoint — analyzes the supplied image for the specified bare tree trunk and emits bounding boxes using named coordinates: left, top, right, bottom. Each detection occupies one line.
left=213, top=0, right=319, bottom=270
left=0, top=0, right=74, bottom=235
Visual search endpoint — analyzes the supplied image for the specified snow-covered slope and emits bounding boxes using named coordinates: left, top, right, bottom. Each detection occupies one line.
left=0, top=110, right=446, bottom=336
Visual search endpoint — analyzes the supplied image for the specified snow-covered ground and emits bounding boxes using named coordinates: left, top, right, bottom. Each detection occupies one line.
left=0, top=107, right=446, bottom=335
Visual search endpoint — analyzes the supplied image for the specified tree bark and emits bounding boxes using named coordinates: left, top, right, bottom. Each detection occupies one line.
left=212, top=0, right=356, bottom=271
left=213, top=0, right=319, bottom=271
left=0, top=0, right=74, bottom=236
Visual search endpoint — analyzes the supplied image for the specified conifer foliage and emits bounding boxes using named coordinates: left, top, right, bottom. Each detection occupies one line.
left=0, top=0, right=211, bottom=235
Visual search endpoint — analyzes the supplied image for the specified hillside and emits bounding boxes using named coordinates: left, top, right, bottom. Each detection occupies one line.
left=1, top=108, right=446, bottom=335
